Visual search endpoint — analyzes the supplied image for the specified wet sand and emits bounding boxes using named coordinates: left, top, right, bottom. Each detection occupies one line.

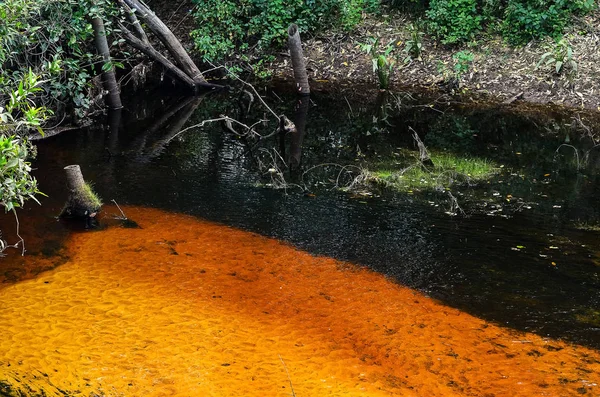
left=0, top=206, right=598, bottom=396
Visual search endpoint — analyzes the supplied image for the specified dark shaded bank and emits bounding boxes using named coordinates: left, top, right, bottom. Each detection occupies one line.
left=5, top=82, right=600, bottom=350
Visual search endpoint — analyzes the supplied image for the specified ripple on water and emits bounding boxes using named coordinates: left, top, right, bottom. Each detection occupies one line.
left=0, top=206, right=598, bottom=396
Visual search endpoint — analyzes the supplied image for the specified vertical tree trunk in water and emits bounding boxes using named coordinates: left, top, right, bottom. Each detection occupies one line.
left=122, top=0, right=207, bottom=86
left=288, top=24, right=310, bottom=95
left=61, top=165, right=102, bottom=222
left=64, top=165, right=86, bottom=193
left=289, top=96, right=309, bottom=171
left=91, top=16, right=123, bottom=109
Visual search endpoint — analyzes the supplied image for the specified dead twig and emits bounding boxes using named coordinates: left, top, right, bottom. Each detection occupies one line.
left=111, top=199, right=128, bottom=220
left=279, top=355, right=296, bottom=397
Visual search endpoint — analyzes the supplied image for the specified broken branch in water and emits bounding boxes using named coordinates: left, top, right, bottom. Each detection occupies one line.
left=278, top=354, right=296, bottom=397
left=112, top=199, right=128, bottom=220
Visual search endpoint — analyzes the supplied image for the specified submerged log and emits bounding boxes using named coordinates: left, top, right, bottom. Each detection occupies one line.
left=287, top=24, right=310, bottom=96
left=60, top=165, right=102, bottom=222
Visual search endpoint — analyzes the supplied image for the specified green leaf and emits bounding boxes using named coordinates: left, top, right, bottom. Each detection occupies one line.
left=555, top=61, right=563, bottom=73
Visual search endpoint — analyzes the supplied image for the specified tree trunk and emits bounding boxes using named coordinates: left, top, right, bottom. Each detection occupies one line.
left=287, top=24, right=310, bottom=95
left=119, top=23, right=197, bottom=88
left=64, top=165, right=85, bottom=193
left=61, top=165, right=103, bottom=222
left=289, top=96, right=309, bottom=170
left=116, top=0, right=149, bottom=45
left=122, top=0, right=206, bottom=85
left=91, top=16, right=123, bottom=109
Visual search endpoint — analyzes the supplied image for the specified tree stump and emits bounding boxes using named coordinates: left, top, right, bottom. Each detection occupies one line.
left=60, top=165, right=102, bottom=222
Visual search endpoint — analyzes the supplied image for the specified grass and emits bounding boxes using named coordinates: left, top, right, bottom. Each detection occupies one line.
left=366, top=151, right=498, bottom=192
left=80, top=182, right=102, bottom=209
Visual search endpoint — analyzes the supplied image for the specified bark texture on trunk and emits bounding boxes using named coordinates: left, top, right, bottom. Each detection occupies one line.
left=116, top=0, right=149, bottom=45
left=289, top=96, right=309, bottom=170
left=122, top=0, right=206, bottom=85
left=61, top=165, right=103, bottom=222
left=91, top=16, right=123, bottom=109
left=119, top=23, right=196, bottom=88
left=64, top=165, right=85, bottom=193
left=287, top=24, right=310, bottom=95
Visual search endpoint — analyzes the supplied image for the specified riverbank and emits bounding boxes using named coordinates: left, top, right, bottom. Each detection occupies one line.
left=154, top=4, right=600, bottom=111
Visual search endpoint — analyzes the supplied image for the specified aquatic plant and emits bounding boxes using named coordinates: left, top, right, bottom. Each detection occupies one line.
left=366, top=150, right=498, bottom=192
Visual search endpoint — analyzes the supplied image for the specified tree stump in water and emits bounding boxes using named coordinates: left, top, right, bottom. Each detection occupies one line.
left=60, top=165, right=102, bottom=223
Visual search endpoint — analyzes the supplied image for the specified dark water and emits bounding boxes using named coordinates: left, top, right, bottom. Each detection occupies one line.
left=13, top=83, right=600, bottom=349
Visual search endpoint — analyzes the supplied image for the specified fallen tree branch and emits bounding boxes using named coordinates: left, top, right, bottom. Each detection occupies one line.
left=118, top=23, right=196, bottom=88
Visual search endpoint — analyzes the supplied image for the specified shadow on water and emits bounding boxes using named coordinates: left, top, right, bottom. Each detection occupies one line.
left=6, top=82, right=600, bottom=350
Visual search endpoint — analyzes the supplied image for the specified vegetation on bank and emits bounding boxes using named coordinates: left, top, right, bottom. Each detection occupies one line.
left=190, top=0, right=597, bottom=63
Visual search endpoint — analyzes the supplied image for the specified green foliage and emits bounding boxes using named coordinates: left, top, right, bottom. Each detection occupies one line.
left=81, top=182, right=102, bottom=209
left=426, top=0, right=482, bottom=45
left=435, top=51, right=474, bottom=87
left=536, top=37, right=577, bottom=77
left=502, top=0, right=595, bottom=45
left=191, top=0, right=379, bottom=62
left=0, top=135, right=42, bottom=212
left=0, top=72, right=48, bottom=213
left=0, top=0, right=120, bottom=119
left=389, top=0, right=596, bottom=45
left=360, top=37, right=398, bottom=89
left=369, top=150, right=498, bottom=193
left=453, top=50, right=474, bottom=79
left=403, top=22, right=424, bottom=62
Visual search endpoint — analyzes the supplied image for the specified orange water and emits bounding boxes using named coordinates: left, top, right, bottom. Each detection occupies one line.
left=0, top=206, right=598, bottom=396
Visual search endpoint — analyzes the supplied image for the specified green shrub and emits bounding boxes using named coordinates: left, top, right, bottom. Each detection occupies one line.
left=389, top=0, right=595, bottom=45
left=426, top=0, right=483, bottom=45
left=0, top=71, right=48, bottom=213
left=191, top=0, right=379, bottom=62
left=0, top=0, right=121, bottom=119
left=502, top=0, right=596, bottom=45
left=0, top=135, right=41, bottom=212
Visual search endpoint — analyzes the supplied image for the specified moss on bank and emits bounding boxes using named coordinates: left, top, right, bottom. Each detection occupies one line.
left=365, top=150, right=498, bottom=192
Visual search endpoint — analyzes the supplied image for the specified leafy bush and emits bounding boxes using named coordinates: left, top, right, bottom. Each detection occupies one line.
left=453, top=50, right=474, bottom=79
left=536, top=37, right=577, bottom=78
left=403, top=22, right=424, bottom=62
left=0, top=0, right=119, bottom=119
left=0, top=135, right=41, bottom=212
left=0, top=71, right=48, bottom=213
left=426, top=0, right=483, bottom=44
left=502, top=0, right=595, bottom=45
left=389, top=0, right=595, bottom=45
left=191, top=0, right=379, bottom=62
